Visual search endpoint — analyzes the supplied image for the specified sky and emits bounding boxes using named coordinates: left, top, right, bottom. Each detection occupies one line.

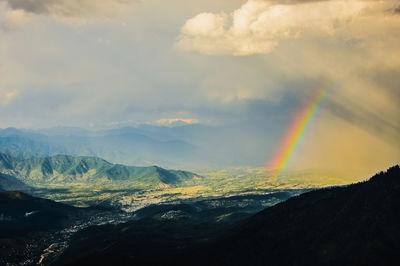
left=0, top=0, right=399, bottom=173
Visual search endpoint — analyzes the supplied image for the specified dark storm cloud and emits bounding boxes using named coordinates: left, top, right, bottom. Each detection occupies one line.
left=3, top=0, right=54, bottom=14
left=1, top=0, right=135, bottom=16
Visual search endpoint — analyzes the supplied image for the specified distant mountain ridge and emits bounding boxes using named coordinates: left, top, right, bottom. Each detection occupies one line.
left=0, top=153, right=200, bottom=188
left=0, top=127, right=196, bottom=168
left=0, top=125, right=277, bottom=168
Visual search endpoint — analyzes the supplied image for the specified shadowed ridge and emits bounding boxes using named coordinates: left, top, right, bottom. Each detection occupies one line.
left=208, top=165, right=400, bottom=266
left=54, top=166, right=400, bottom=266
left=0, top=190, right=117, bottom=265
left=0, top=153, right=14, bottom=169
left=367, top=164, right=399, bottom=183
left=0, top=174, right=32, bottom=192
left=0, top=190, right=31, bottom=200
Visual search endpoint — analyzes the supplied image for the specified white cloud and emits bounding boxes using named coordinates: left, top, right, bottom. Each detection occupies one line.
left=177, top=0, right=396, bottom=56
left=156, top=118, right=199, bottom=126
left=182, top=12, right=228, bottom=37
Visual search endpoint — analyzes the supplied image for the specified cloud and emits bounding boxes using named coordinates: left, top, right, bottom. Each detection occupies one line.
left=0, top=0, right=398, bottom=172
left=177, top=0, right=398, bottom=56
left=176, top=1, right=400, bottom=163
left=0, top=3, right=29, bottom=30
left=0, top=0, right=135, bottom=17
left=0, top=0, right=136, bottom=30
left=156, top=118, right=199, bottom=126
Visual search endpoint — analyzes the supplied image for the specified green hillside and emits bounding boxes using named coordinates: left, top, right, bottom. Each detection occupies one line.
left=0, top=153, right=200, bottom=188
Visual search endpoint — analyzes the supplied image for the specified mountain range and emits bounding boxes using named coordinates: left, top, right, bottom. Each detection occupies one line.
left=0, top=124, right=278, bottom=168
left=0, top=153, right=199, bottom=188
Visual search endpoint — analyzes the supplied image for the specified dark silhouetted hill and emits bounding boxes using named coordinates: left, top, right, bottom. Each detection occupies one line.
left=0, top=191, right=86, bottom=232
left=0, top=173, right=32, bottom=192
left=208, top=165, right=400, bottom=266
left=0, top=191, right=116, bottom=265
left=56, top=165, right=400, bottom=266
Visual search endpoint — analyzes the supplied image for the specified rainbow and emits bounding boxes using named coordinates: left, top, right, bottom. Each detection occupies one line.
left=268, top=86, right=329, bottom=175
